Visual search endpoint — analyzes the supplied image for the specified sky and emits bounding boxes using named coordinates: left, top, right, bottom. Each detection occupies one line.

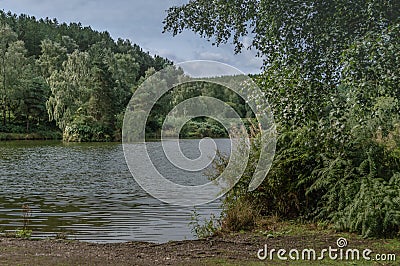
left=0, top=0, right=263, bottom=74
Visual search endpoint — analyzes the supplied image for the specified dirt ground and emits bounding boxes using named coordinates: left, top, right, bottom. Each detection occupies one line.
left=0, top=222, right=399, bottom=265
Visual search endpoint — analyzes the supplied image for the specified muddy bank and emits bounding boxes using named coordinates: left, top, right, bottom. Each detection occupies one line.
left=1, top=228, right=399, bottom=265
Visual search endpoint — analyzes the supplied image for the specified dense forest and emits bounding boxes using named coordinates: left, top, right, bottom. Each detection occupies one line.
left=0, top=10, right=249, bottom=141
left=0, top=10, right=172, bottom=141
left=142, top=72, right=255, bottom=140
left=164, top=0, right=400, bottom=238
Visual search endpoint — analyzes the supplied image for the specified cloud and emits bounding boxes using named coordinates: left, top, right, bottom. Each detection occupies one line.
left=148, top=48, right=183, bottom=63
left=196, top=51, right=230, bottom=62
left=178, top=60, right=243, bottom=78
left=193, top=46, right=263, bottom=74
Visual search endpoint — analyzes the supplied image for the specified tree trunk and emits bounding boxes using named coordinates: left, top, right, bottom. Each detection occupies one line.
left=2, top=52, right=6, bottom=127
left=2, top=108, right=5, bottom=127
left=26, top=109, right=30, bottom=133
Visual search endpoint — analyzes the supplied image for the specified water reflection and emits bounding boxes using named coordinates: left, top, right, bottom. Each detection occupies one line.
left=0, top=140, right=229, bottom=243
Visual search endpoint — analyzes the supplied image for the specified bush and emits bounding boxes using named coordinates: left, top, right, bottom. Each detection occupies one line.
left=63, top=115, right=112, bottom=142
left=307, top=98, right=400, bottom=237
left=189, top=209, right=221, bottom=239
left=179, top=119, right=228, bottom=138
left=221, top=199, right=258, bottom=232
left=210, top=94, right=400, bottom=237
left=0, top=124, right=26, bottom=133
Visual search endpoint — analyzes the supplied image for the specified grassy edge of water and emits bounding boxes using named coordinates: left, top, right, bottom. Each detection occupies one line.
left=0, top=131, right=62, bottom=141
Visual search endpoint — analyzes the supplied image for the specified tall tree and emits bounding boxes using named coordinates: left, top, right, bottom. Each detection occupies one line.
left=16, top=76, right=49, bottom=132
left=163, top=0, right=400, bottom=124
left=4, top=40, right=30, bottom=122
left=0, top=24, right=17, bottom=126
left=107, top=51, right=138, bottom=111
left=37, top=39, right=67, bottom=79
left=86, top=43, right=116, bottom=129
left=0, top=26, right=31, bottom=127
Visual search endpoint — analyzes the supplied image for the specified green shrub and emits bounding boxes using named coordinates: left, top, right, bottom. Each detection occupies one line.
left=211, top=95, right=400, bottom=237
left=15, top=228, right=32, bottom=239
left=63, top=115, right=112, bottom=142
left=189, top=209, right=221, bottom=239
left=179, top=119, right=228, bottom=138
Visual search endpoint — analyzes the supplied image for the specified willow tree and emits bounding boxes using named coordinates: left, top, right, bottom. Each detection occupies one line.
left=47, top=50, right=91, bottom=132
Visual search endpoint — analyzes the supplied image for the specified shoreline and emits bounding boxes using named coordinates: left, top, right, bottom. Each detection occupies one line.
left=0, top=134, right=231, bottom=142
left=0, top=132, right=62, bottom=141
left=1, top=222, right=399, bottom=265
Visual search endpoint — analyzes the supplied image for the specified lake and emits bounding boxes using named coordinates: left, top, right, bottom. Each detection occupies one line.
left=0, top=139, right=230, bottom=243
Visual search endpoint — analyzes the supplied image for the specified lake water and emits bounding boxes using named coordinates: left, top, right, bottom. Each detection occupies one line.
left=0, top=139, right=230, bottom=243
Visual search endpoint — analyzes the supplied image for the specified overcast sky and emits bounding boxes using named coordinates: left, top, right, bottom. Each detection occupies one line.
left=0, top=0, right=263, bottom=74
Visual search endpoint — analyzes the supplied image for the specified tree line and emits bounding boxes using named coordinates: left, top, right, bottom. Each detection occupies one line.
left=0, top=10, right=248, bottom=141
left=0, top=11, right=169, bottom=141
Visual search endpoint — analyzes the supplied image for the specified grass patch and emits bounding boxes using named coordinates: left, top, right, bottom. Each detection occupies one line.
left=221, top=200, right=258, bottom=232
left=211, top=216, right=399, bottom=265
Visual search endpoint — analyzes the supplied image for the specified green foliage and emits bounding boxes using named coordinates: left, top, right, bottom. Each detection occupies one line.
left=213, top=102, right=400, bottom=237
left=1, top=11, right=250, bottom=141
left=63, top=115, right=112, bottom=142
left=38, top=39, right=67, bottom=78
left=189, top=208, right=221, bottom=239
left=16, top=77, right=50, bottom=132
left=15, top=204, right=32, bottom=239
left=15, top=228, right=32, bottom=238
left=145, top=77, right=249, bottom=139
left=179, top=118, right=228, bottom=138
left=164, top=0, right=400, bottom=127
left=170, top=1, right=400, bottom=238
left=0, top=11, right=171, bottom=140
left=307, top=95, right=400, bottom=237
